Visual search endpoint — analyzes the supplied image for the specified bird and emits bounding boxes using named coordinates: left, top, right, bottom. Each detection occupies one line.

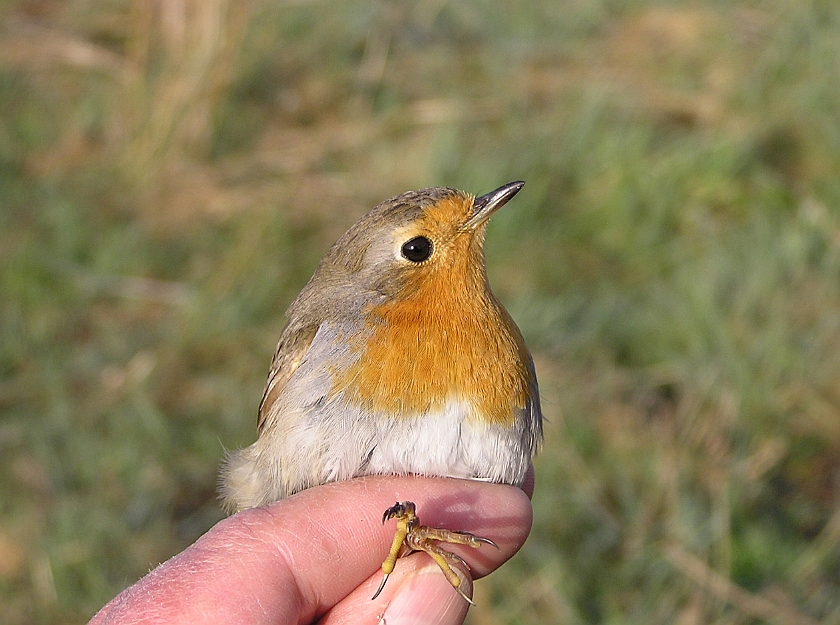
left=219, top=181, right=542, bottom=602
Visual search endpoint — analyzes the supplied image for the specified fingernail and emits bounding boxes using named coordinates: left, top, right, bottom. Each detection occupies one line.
left=379, top=562, right=472, bottom=625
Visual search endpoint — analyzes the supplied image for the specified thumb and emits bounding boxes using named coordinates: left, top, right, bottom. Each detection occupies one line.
left=90, top=475, right=533, bottom=625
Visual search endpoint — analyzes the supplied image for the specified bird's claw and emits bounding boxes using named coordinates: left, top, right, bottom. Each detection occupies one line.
left=373, top=500, right=493, bottom=604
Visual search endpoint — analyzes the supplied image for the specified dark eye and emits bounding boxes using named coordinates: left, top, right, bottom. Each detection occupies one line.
left=401, top=236, right=433, bottom=263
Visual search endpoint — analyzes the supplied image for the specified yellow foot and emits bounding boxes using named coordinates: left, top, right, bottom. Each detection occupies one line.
left=372, top=501, right=498, bottom=604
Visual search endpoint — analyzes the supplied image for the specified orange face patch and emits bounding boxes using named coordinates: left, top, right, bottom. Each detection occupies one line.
left=334, top=195, right=532, bottom=424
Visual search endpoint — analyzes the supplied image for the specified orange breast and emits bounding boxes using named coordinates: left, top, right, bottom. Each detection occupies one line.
left=335, top=235, right=532, bottom=425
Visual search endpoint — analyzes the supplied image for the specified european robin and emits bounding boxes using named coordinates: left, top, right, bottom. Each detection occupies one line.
left=220, top=181, right=542, bottom=602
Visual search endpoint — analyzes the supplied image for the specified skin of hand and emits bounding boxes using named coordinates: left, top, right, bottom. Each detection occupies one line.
left=89, top=473, right=534, bottom=625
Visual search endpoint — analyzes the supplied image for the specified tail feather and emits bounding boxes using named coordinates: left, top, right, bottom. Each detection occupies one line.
left=218, top=446, right=266, bottom=513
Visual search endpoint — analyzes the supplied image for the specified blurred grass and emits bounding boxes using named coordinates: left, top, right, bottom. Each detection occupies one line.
left=1, top=0, right=840, bottom=623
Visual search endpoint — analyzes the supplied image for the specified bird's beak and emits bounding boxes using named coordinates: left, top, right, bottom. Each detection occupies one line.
left=461, top=181, right=525, bottom=231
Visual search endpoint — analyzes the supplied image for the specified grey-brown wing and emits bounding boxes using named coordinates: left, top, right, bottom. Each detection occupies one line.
left=525, top=354, right=544, bottom=453
left=257, top=323, right=319, bottom=433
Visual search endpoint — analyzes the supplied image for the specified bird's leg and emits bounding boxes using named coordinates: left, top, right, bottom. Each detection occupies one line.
left=372, top=501, right=498, bottom=604
left=372, top=501, right=417, bottom=600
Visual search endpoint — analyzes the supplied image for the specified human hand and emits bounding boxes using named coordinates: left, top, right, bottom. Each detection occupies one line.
left=89, top=473, right=534, bottom=625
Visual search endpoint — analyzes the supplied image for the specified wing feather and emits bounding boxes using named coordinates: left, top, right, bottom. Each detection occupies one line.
left=257, top=323, right=319, bottom=433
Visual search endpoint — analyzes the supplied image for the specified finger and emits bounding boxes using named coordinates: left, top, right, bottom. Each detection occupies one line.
left=321, top=476, right=533, bottom=625
left=358, top=475, right=533, bottom=580
left=319, top=555, right=472, bottom=625
left=89, top=475, right=532, bottom=625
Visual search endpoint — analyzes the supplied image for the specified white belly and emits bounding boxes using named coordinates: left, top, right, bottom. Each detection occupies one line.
left=363, top=399, right=531, bottom=485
